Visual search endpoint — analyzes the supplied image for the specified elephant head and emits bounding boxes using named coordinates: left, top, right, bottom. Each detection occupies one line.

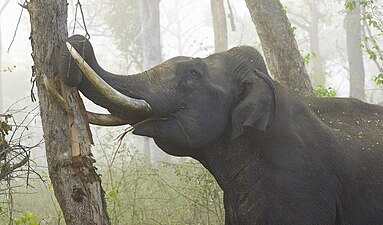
left=58, top=35, right=276, bottom=158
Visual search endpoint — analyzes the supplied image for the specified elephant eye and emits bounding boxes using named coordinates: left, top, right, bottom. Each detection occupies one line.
left=184, top=69, right=202, bottom=87
left=190, top=69, right=200, bottom=77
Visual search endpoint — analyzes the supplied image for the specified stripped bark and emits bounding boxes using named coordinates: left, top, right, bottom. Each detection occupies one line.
left=27, top=0, right=109, bottom=224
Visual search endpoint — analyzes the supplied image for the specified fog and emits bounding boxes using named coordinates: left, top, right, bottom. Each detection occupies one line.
left=1, top=0, right=383, bottom=223
left=0, top=0, right=382, bottom=160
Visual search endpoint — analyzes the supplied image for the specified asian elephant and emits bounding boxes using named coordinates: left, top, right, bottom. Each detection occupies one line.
left=58, top=35, right=383, bottom=225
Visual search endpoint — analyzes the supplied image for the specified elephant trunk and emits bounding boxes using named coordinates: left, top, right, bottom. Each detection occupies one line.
left=58, top=35, right=153, bottom=124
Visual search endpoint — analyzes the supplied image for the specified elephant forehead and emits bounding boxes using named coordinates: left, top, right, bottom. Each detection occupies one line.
left=146, top=66, right=176, bottom=89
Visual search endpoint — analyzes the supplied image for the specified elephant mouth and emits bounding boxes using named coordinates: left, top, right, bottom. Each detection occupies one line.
left=132, top=105, right=186, bottom=138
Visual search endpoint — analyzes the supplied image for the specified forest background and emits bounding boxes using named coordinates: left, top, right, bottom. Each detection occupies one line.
left=0, top=0, right=382, bottom=224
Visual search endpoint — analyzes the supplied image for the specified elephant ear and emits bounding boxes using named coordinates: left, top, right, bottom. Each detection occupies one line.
left=231, top=69, right=276, bottom=140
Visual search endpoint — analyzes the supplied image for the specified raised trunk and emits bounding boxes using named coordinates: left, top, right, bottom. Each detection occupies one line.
left=27, top=1, right=109, bottom=224
left=60, top=36, right=153, bottom=123
left=245, top=0, right=314, bottom=97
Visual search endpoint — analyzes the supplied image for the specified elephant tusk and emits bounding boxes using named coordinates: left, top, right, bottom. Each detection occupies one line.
left=86, top=111, right=131, bottom=126
left=66, top=42, right=152, bottom=115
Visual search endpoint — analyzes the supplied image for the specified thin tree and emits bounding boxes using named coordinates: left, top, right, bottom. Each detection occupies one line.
left=161, top=0, right=207, bottom=56
left=140, top=0, right=162, bottom=70
left=26, top=1, right=109, bottom=224
left=210, top=0, right=228, bottom=53
left=289, top=0, right=326, bottom=86
left=245, top=0, right=314, bottom=97
left=345, top=0, right=365, bottom=100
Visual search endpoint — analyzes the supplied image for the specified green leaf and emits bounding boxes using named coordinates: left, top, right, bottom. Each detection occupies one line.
left=345, top=1, right=357, bottom=11
left=302, top=52, right=316, bottom=65
left=13, top=211, right=39, bottom=225
left=288, top=26, right=297, bottom=35
left=373, top=73, right=383, bottom=86
left=314, top=84, right=336, bottom=98
left=106, top=188, right=119, bottom=200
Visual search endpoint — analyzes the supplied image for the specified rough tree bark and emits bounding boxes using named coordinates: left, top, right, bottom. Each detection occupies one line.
left=344, top=0, right=365, bottom=100
left=27, top=1, right=109, bottom=224
left=245, top=0, right=314, bottom=97
left=210, top=0, right=228, bottom=53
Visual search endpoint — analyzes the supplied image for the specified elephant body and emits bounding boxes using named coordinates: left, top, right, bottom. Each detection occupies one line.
left=59, top=35, right=383, bottom=225
left=206, top=85, right=383, bottom=224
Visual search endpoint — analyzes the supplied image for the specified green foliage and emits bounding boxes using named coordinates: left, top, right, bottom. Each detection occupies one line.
left=314, top=84, right=337, bottom=98
left=374, top=73, right=383, bottom=85
left=281, top=5, right=288, bottom=14
left=344, top=0, right=383, bottom=88
left=303, top=52, right=317, bottom=65
left=93, top=128, right=224, bottom=225
left=344, top=1, right=357, bottom=11
left=100, top=152, right=224, bottom=225
left=106, top=187, right=119, bottom=201
left=288, top=26, right=297, bottom=35
left=13, top=211, right=40, bottom=225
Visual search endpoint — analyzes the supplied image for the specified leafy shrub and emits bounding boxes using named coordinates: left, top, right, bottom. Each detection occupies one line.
left=94, top=128, right=225, bottom=225
left=13, top=211, right=40, bottom=225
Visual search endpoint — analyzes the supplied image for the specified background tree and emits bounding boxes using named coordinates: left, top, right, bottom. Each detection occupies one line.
left=245, top=0, right=314, bottom=96
left=103, top=0, right=143, bottom=72
left=26, top=1, right=109, bottom=224
left=345, top=0, right=366, bottom=100
left=210, top=0, right=228, bottom=52
left=288, top=0, right=326, bottom=86
left=161, top=0, right=211, bottom=56
left=140, top=0, right=162, bottom=70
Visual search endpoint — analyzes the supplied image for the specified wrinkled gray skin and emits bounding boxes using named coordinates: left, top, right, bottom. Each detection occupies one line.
left=59, top=35, right=383, bottom=225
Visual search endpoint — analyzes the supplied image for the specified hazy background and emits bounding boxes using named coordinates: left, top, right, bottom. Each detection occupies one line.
left=1, top=0, right=382, bottom=162
left=1, top=0, right=382, bottom=160
left=1, top=0, right=383, bottom=223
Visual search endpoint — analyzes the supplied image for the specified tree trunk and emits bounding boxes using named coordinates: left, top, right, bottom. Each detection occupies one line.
left=140, top=0, right=162, bottom=70
left=139, top=0, right=167, bottom=161
left=344, top=0, right=365, bottom=100
left=27, top=1, right=109, bottom=224
left=308, top=0, right=325, bottom=86
left=245, top=0, right=314, bottom=97
left=210, top=0, right=228, bottom=53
